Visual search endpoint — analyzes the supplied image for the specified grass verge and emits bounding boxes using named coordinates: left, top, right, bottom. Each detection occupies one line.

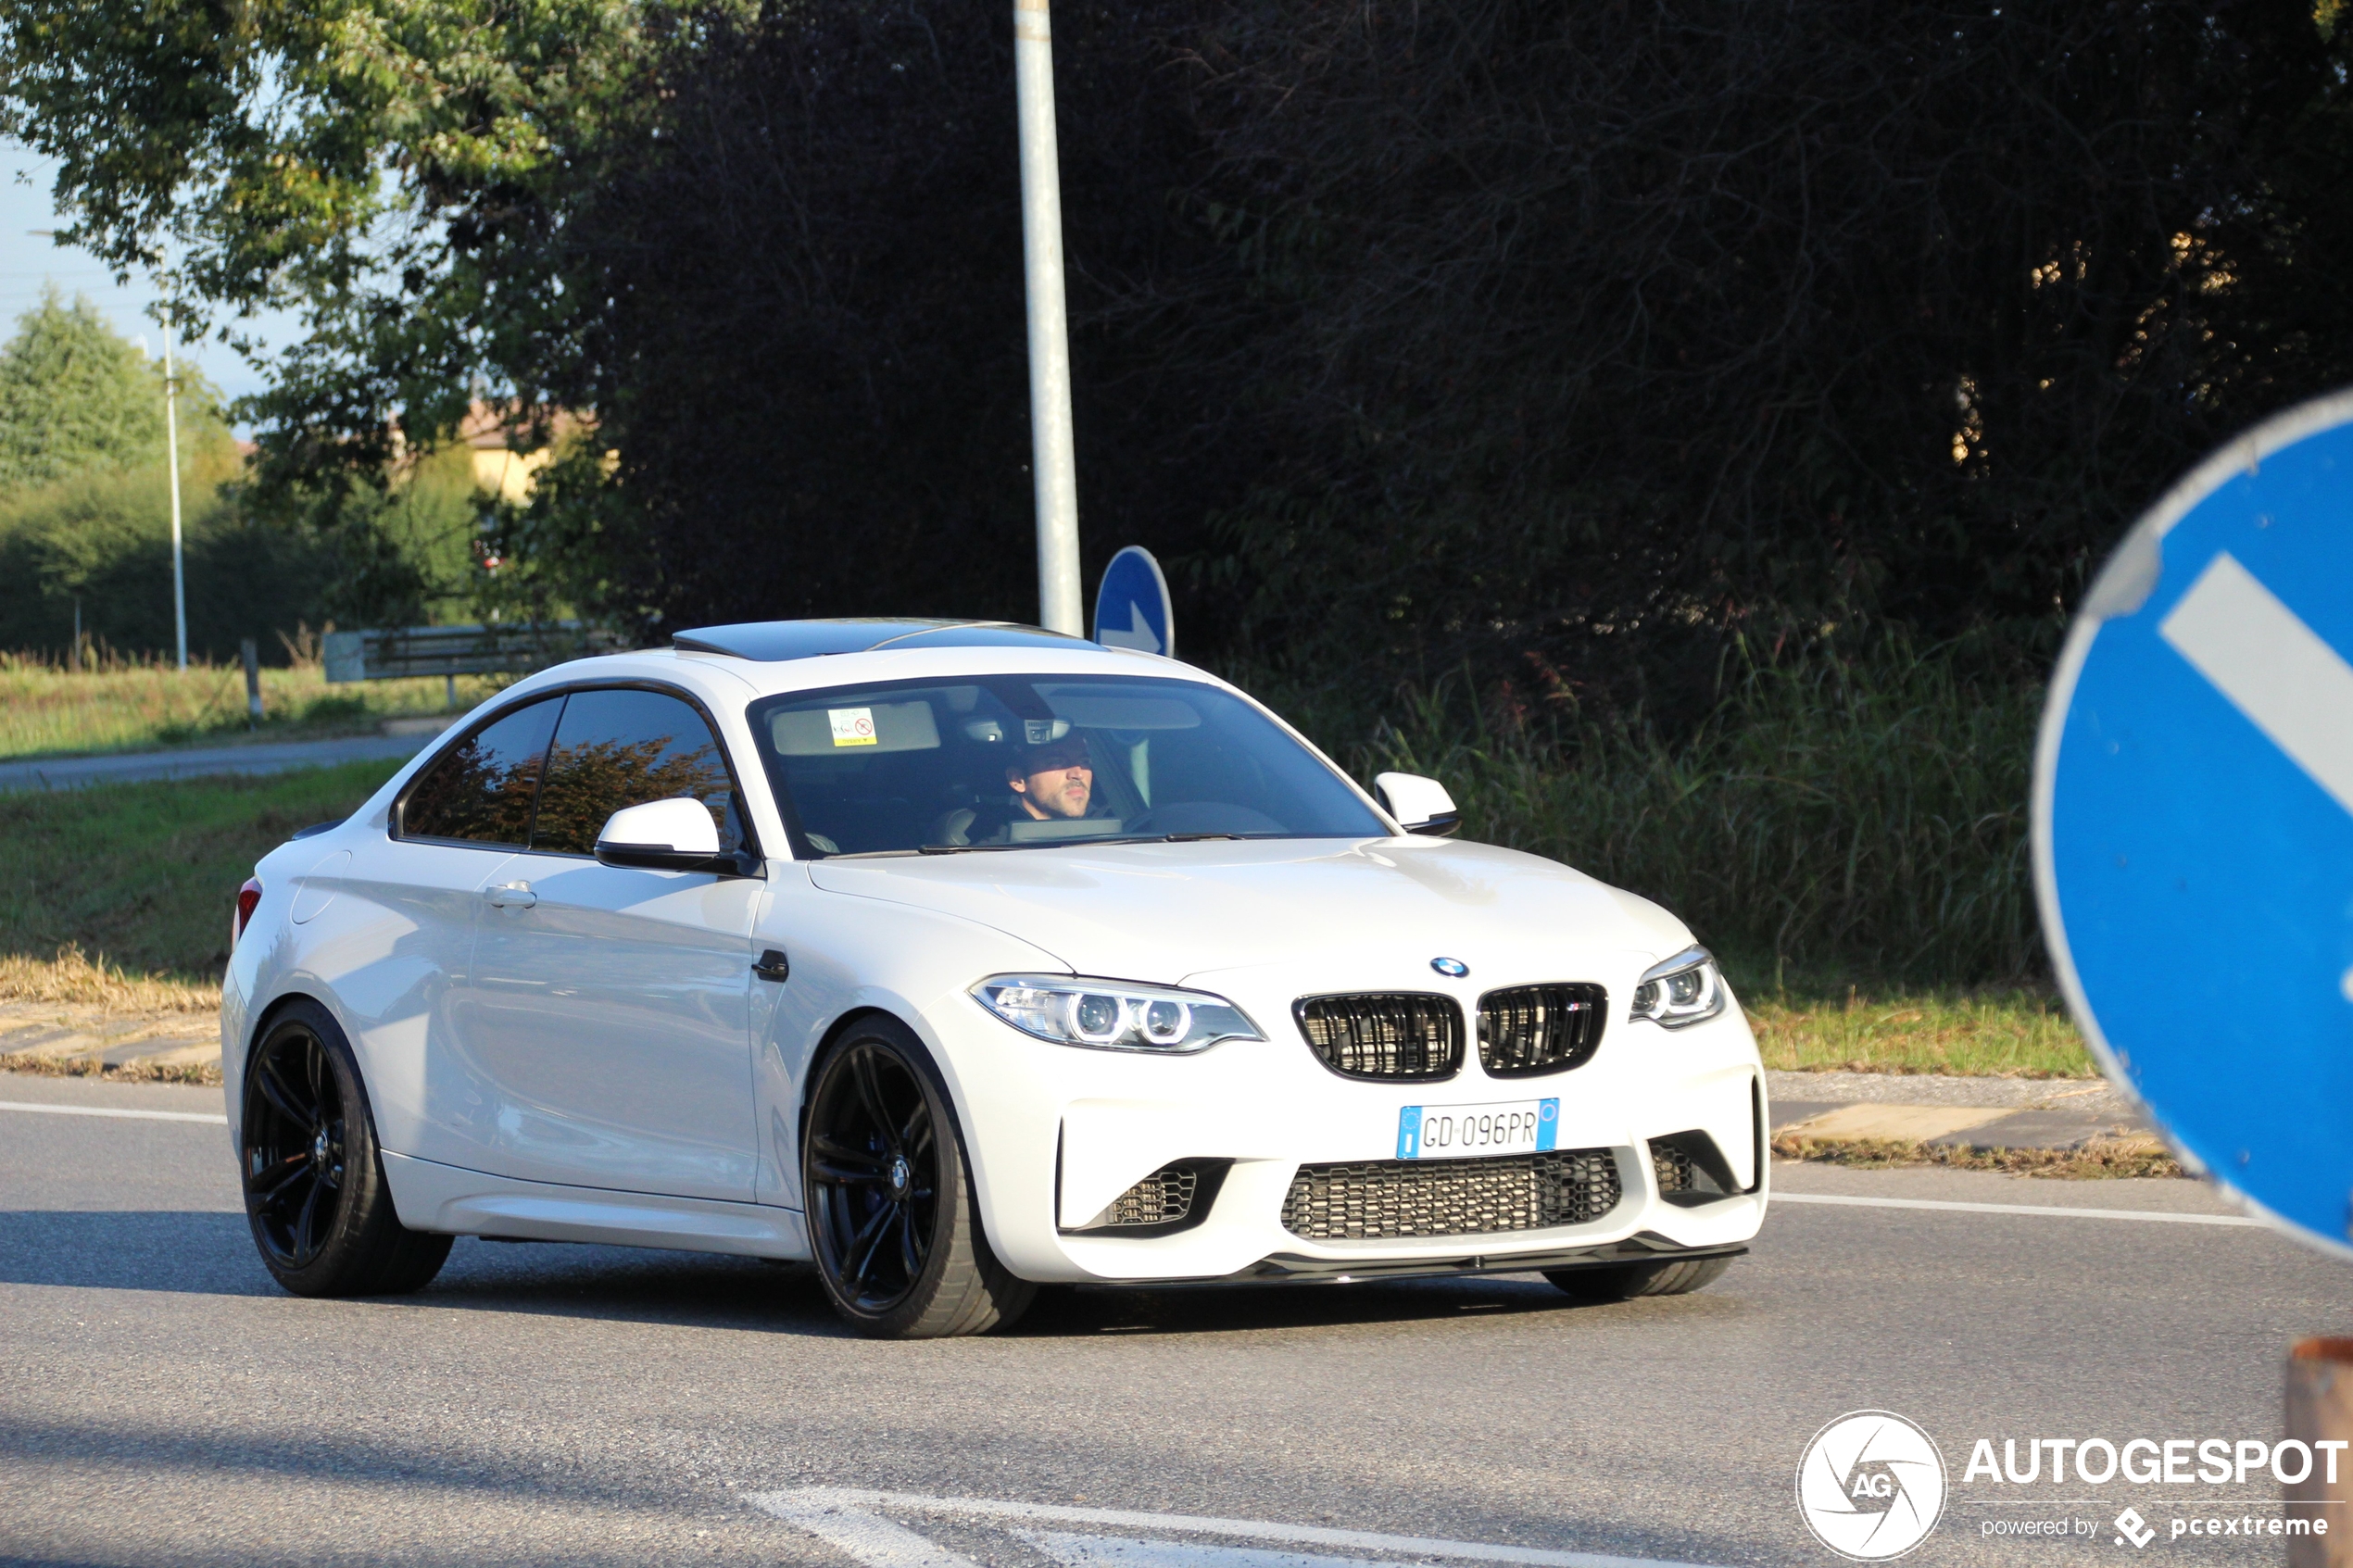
left=1772, top=1133, right=2181, bottom=1179
left=0, top=656, right=502, bottom=760
left=0, top=1051, right=223, bottom=1086
left=0, top=948, right=226, bottom=1085
left=1742, top=983, right=2094, bottom=1077
left=0, top=944, right=217, bottom=1011
left=0, top=759, right=405, bottom=981
left=0, top=737, right=2090, bottom=1079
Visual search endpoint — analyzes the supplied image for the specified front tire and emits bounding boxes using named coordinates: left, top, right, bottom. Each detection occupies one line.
left=1543, top=1255, right=1732, bottom=1303
left=239, top=1000, right=452, bottom=1298
left=802, top=1017, right=1035, bottom=1338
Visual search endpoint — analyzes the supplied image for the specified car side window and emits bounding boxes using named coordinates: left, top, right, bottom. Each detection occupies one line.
left=529, top=687, right=741, bottom=858
left=398, top=696, right=562, bottom=847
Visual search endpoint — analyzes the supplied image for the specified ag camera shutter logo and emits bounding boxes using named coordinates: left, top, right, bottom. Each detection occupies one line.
left=1796, top=1411, right=1948, bottom=1561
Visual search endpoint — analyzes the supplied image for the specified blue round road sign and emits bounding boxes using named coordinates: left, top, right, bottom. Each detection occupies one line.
left=1093, top=546, right=1173, bottom=659
left=2036, top=389, right=2353, bottom=1253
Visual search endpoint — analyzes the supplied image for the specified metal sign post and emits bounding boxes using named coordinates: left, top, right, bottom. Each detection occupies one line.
left=162, top=313, right=187, bottom=671
left=1014, top=0, right=1082, bottom=636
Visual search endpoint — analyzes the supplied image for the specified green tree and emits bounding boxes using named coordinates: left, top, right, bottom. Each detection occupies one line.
left=10, top=0, right=2353, bottom=705
left=0, top=290, right=333, bottom=658
left=0, top=287, right=175, bottom=491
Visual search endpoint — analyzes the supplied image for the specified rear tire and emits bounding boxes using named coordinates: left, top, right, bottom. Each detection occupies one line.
left=1543, top=1255, right=1732, bottom=1303
left=802, top=1016, right=1035, bottom=1338
left=239, top=999, right=452, bottom=1298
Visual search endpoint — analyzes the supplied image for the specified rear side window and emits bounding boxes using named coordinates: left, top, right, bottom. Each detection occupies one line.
left=529, top=687, right=739, bottom=857
left=399, top=697, right=561, bottom=847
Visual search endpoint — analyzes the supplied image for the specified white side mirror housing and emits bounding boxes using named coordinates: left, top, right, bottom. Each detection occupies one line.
left=1373, top=771, right=1461, bottom=836
left=595, top=797, right=727, bottom=872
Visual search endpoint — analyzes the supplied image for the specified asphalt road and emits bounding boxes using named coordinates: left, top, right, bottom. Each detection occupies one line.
left=0, top=732, right=434, bottom=794
left=3, top=1069, right=2347, bottom=1568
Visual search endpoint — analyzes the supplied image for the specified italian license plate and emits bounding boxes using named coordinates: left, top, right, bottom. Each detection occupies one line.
left=1396, top=1098, right=1559, bottom=1160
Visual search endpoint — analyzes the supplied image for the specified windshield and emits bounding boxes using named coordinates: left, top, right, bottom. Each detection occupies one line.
left=748, top=675, right=1388, bottom=857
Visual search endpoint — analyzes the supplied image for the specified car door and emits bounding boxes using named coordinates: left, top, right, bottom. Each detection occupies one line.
left=461, top=684, right=763, bottom=1201
left=374, top=694, right=563, bottom=1171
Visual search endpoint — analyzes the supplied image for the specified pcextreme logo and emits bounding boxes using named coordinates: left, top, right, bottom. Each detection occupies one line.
left=1797, top=1411, right=1950, bottom=1561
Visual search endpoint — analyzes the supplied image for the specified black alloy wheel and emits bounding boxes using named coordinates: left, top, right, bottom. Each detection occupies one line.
left=801, top=1018, right=1035, bottom=1337
left=808, top=1039, right=938, bottom=1312
left=238, top=1000, right=452, bottom=1298
left=243, top=1022, right=349, bottom=1271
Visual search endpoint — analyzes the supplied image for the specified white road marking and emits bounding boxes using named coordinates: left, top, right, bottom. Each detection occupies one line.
left=1774, top=1191, right=2259, bottom=1226
left=748, top=1486, right=1723, bottom=1568
left=2158, top=551, right=2353, bottom=816
left=0, top=1099, right=225, bottom=1125
left=1025, top=1529, right=1399, bottom=1568
left=761, top=1496, right=985, bottom=1568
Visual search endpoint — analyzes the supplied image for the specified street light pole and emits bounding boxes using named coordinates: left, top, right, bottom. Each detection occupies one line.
left=162, top=310, right=186, bottom=671
left=1013, top=0, right=1083, bottom=636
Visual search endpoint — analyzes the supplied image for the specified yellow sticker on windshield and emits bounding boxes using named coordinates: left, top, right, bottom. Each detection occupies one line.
left=828, top=708, right=878, bottom=746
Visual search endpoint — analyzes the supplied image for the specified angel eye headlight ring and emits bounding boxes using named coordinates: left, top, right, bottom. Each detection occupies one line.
left=1628, top=947, right=1726, bottom=1030
left=971, top=975, right=1261, bottom=1054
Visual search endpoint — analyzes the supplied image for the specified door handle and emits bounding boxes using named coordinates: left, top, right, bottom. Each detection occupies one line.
left=485, top=883, right=537, bottom=909
left=752, top=948, right=790, bottom=983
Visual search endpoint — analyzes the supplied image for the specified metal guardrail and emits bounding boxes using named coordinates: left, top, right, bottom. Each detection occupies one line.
left=322, top=622, right=623, bottom=684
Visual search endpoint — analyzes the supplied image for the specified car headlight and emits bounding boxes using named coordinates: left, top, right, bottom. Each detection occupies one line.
left=1628, top=947, right=1726, bottom=1029
left=970, top=974, right=1265, bottom=1053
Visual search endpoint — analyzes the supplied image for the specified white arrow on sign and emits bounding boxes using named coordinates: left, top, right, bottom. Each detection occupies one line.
left=1099, top=600, right=1164, bottom=655
left=2158, top=551, right=2353, bottom=819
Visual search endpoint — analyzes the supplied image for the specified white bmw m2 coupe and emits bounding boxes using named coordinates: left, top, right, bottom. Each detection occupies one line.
left=224, top=619, right=1768, bottom=1336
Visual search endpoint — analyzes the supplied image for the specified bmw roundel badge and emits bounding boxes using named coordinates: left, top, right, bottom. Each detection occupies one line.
left=1430, top=957, right=1469, bottom=978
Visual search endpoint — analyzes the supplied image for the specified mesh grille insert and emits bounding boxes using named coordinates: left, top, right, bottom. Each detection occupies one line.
left=1098, top=1164, right=1199, bottom=1228
left=1478, top=984, right=1608, bottom=1077
left=1293, top=993, right=1465, bottom=1081
left=1066, top=1159, right=1230, bottom=1236
left=1281, top=1149, right=1622, bottom=1240
left=1649, top=1130, right=1736, bottom=1207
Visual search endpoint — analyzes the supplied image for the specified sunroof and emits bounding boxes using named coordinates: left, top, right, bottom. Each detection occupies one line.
left=672, top=619, right=1088, bottom=661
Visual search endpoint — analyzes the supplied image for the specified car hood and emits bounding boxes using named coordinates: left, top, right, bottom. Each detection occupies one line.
left=804, top=836, right=1693, bottom=985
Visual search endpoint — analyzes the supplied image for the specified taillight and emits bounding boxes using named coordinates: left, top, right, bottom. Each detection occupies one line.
left=233, top=877, right=264, bottom=947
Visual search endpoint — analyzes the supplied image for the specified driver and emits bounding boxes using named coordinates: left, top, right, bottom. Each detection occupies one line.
left=931, top=734, right=1101, bottom=846
left=1008, top=734, right=1094, bottom=820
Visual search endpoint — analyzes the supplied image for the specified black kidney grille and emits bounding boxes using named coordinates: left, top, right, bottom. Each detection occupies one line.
left=1281, top=1149, right=1622, bottom=1240
left=1293, top=994, right=1465, bottom=1081
left=1478, top=983, right=1608, bottom=1077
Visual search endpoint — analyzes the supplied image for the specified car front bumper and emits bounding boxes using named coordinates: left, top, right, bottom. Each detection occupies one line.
left=926, top=963, right=1770, bottom=1287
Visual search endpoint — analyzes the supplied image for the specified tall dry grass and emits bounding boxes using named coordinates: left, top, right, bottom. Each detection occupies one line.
left=1332, top=644, right=2042, bottom=988
left=0, top=944, right=217, bottom=1012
